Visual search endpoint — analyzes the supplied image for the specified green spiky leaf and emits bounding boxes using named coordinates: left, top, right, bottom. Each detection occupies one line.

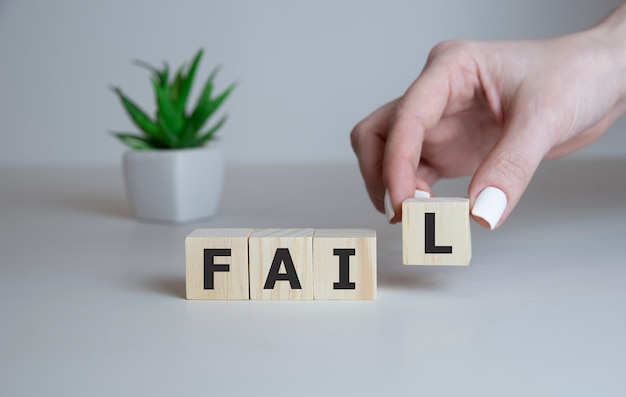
left=171, top=67, right=185, bottom=105
left=114, top=133, right=161, bottom=150
left=111, top=87, right=163, bottom=142
left=188, top=65, right=220, bottom=131
left=159, top=62, right=170, bottom=88
left=133, top=60, right=169, bottom=87
left=192, top=114, right=228, bottom=147
left=177, top=49, right=203, bottom=113
left=151, top=77, right=184, bottom=135
left=155, top=110, right=179, bottom=148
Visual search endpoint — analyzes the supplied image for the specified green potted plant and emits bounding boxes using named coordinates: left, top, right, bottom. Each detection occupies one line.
left=111, top=48, right=236, bottom=223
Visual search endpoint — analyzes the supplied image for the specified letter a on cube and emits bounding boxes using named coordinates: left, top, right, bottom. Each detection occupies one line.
left=402, top=198, right=471, bottom=266
left=185, top=228, right=253, bottom=299
left=249, top=229, right=314, bottom=300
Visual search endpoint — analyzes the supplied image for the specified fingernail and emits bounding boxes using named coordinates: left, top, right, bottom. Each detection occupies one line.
left=414, top=189, right=431, bottom=198
left=471, top=186, right=507, bottom=230
left=384, top=189, right=394, bottom=222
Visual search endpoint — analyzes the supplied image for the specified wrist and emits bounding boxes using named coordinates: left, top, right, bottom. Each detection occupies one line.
left=589, top=3, right=626, bottom=103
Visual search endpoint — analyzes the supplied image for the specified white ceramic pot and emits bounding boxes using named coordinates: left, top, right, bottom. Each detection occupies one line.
left=123, top=145, right=224, bottom=223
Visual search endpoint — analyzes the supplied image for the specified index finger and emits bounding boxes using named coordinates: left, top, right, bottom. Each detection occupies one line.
left=351, top=99, right=399, bottom=213
left=383, top=65, right=451, bottom=223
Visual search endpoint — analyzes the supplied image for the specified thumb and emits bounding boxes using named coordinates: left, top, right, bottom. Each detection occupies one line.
left=468, top=119, right=550, bottom=230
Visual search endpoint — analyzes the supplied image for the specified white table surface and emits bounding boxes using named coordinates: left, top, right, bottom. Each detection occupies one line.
left=1, top=159, right=626, bottom=396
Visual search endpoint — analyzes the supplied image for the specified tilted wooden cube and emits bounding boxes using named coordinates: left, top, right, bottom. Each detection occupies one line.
left=402, top=198, right=471, bottom=266
left=185, top=228, right=253, bottom=299
left=313, top=229, right=377, bottom=300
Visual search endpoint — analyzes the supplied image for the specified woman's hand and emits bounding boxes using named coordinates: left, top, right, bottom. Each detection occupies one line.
left=351, top=6, right=626, bottom=228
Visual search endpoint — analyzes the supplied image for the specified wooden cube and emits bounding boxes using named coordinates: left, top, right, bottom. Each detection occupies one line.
left=313, top=229, right=377, bottom=300
left=402, top=198, right=471, bottom=266
left=185, top=228, right=253, bottom=299
left=249, top=229, right=314, bottom=300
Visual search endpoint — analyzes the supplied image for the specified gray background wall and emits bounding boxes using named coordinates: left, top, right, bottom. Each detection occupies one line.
left=1, top=0, right=624, bottom=166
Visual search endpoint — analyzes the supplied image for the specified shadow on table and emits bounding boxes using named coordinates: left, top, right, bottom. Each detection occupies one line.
left=138, top=272, right=440, bottom=299
left=140, top=276, right=186, bottom=299
left=377, top=271, right=443, bottom=291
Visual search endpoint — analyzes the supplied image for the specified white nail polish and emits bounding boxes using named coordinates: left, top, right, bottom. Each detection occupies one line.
left=414, top=189, right=431, bottom=198
left=384, top=189, right=395, bottom=222
left=471, top=186, right=507, bottom=230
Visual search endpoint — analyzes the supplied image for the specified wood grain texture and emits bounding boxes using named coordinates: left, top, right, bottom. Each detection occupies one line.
left=249, top=228, right=314, bottom=300
left=185, top=228, right=253, bottom=299
left=402, top=198, right=471, bottom=266
left=313, top=229, right=377, bottom=300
